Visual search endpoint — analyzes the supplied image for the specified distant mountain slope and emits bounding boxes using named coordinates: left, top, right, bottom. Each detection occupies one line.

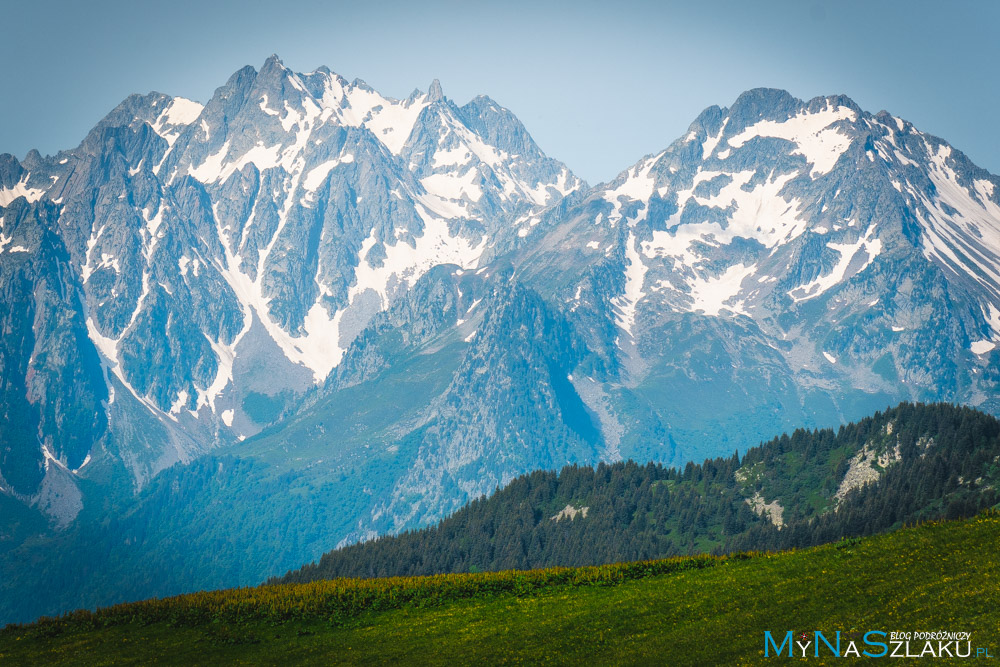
left=279, top=403, right=1000, bottom=582
left=511, top=88, right=1000, bottom=464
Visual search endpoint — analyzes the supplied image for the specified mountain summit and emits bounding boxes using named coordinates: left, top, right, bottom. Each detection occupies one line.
left=0, top=57, right=582, bottom=508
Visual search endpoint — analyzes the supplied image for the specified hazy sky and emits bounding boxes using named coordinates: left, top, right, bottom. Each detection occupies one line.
left=2, top=0, right=997, bottom=184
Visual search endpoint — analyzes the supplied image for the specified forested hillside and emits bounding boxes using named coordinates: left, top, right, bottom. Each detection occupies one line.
left=280, top=402, right=1000, bottom=582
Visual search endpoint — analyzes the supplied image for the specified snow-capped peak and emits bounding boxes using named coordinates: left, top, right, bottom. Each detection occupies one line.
left=577, top=88, right=1000, bottom=344
left=150, top=97, right=204, bottom=147
left=66, top=55, right=583, bottom=430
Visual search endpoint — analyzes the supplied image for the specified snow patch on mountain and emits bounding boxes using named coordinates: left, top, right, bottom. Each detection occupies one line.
left=349, top=207, right=486, bottom=310
left=0, top=175, right=46, bottom=206
left=301, top=153, right=354, bottom=203
left=84, top=317, right=161, bottom=417
left=420, top=168, right=483, bottom=206
left=150, top=97, right=203, bottom=146
left=726, top=104, right=856, bottom=176
left=612, top=232, right=647, bottom=335
left=971, top=340, right=996, bottom=355
left=986, top=304, right=1000, bottom=338
left=912, top=144, right=1000, bottom=300
left=702, top=118, right=728, bottom=159
left=170, top=390, right=190, bottom=415
left=643, top=170, right=806, bottom=266
left=603, top=153, right=661, bottom=223
left=208, top=196, right=346, bottom=384
left=789, top=225, right=882, bottom=302
left=340, top=83, right=429, bottom=155
left=688, top=262, right=755, bottom=316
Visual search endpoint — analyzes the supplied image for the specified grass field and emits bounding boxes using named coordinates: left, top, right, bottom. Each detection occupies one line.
left=2, top=512, right=998, bottom=665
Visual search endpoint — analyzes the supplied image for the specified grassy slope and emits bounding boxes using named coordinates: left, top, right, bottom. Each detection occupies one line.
left=2, top=513, right=998, bottom=665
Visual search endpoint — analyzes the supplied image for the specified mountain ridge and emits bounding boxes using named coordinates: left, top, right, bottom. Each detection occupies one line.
left=0, top=55, right=584, bottom=501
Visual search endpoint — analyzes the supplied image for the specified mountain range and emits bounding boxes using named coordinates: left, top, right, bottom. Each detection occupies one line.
left=1, top=55, right=998, bottom=623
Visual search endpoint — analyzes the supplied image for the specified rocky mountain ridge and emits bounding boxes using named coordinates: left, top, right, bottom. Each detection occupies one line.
left=0, top=55, right=581, bottom=516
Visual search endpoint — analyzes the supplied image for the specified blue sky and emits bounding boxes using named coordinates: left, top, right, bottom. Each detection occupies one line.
left=2, top=0, right=997, bottom=184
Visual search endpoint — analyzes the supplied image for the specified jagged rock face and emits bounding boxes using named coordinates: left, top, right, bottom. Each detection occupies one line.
left=363, top=274, right=603, bottom=537
left=0, top=56, right=582, bottom=520
left=0, top=199, right=107, bottom=497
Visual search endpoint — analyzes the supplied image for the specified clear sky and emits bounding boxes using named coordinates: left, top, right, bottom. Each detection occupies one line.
left=2, top=0, right=997, bottom=184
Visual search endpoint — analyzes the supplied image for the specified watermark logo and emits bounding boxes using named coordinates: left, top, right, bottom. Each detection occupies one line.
left=764, top=630, right=993, bottom=659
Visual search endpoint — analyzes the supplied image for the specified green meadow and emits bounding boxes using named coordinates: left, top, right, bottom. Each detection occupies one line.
left=2, top=512, right=998, bottom=665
